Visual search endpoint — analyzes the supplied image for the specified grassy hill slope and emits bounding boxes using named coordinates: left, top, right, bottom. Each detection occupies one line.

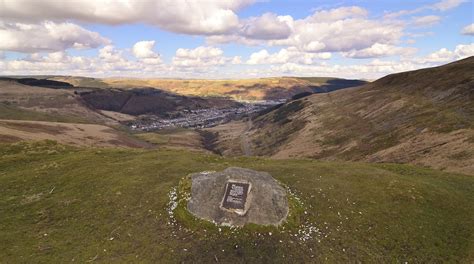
left=0, top=120, right=151, bottom=148
left=1, top=141, right=473, bottom=263
left=241, top=57, right=474, bottom=174
left=0, top=80, right=116, bottom=125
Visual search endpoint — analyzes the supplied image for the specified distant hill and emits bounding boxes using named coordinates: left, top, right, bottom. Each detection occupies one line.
left=49, top=76, right=367, bottom=101
left=0, top=77, right=73, bottom=89
left=79, top=88, right=241, bottom=117
left=217, top=57, right=474, bottom=174
left=295, top=77, right=367, bottom=93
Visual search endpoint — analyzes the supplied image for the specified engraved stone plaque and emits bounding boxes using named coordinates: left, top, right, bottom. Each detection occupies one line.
left=221, top=181, right=251, bottom=215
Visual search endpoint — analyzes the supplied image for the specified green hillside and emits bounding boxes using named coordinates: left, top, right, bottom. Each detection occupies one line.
left=1, top=141, right=473, bottom=263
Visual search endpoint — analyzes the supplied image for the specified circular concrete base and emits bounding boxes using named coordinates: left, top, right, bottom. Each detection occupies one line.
left=187, top=167, right=289, bottom=226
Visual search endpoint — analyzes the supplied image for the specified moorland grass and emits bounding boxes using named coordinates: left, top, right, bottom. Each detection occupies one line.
left=0, top=141, right=473, bottom=263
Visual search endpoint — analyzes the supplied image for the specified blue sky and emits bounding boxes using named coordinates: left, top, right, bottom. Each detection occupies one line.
left=0, top=0, right=472, bottom=79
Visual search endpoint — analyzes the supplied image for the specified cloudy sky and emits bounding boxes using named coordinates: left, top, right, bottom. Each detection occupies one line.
left=0, top=0, right=473, bottom=79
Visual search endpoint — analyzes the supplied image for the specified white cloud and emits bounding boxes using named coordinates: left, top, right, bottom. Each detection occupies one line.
left=132, top=41, right=159, bottom=58
left=432, top=0, right=466, bottom=11
left=0, top=43, right=471, bottom=80
left=172, top=46, right=228, bottom=69
left=0, top=21, right=109, bottom=53
left=412, top=15, right=441, bottom=27
left=98, top=45, right=125, bottom=63
left=132, top=40, right=162, bottom=64
left=0, top=47, right=171, bottom=77
left=343, top=43, right=418, bottom=59
left=265, top=60, right=424, bottom=80
left=383, top=8, right=425, bottom=19
left=240, top=13, right=292, bottom=40
left=247, top=49, right=270, bottom=64
left=306, top=6, right=368, bottom=22
left=273, top=8, right=404, bottom=53
left=231, top=56, right=242, bottom=64
left=208, top=6, right=405, bottom=56
left=384, top=0, right=465, bottom=19
left=454, top=43, right=474, bottom=58
left=0, top=0, right=254, bottom=35
left=414, top=43, right=474, bottom=63
left=461, top=23, right=474, bottom=35
left=247, top=47, right=331, bottom=65
left=416, top=48, right=456, bottom=63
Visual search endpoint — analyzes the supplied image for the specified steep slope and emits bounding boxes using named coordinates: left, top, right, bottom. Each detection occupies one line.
left=79, top=88, right=242, bottom=117
left=240, top=57, right=474, bottom=174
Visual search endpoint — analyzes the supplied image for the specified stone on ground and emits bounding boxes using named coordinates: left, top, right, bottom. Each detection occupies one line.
left=187, top=167, right=288, bottom=226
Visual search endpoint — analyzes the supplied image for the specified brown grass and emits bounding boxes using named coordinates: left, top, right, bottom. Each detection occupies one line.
left=0, top=119, right=151, bottom=148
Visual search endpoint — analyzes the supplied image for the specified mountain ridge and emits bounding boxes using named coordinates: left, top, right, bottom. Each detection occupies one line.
left=211, top=57, right=474, bottom=175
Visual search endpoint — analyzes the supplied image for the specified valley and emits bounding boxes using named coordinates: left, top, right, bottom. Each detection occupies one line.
left=128, top=100, right=283, bottom=131
left=209, top=57, right=474, bottom=175
left=0, top=58, right=473, bottom=263
left=2, top=1, right=473, bottom=263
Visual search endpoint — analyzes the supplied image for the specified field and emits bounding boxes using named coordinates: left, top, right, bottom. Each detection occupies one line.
left=1, top=141, right=473, bottom=263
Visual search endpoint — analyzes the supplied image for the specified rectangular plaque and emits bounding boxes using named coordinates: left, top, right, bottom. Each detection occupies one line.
left=221, top=181, right=250, bottom=211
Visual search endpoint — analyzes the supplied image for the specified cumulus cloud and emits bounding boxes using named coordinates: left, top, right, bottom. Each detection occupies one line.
left=209, top=6, right=405, bottom=56
left=343, top=43, right=418, bottom=59
left=461, top=23, right=474, bottom=35
left=98, top=45, right=125, bottom=63
left=240, top=13, right=292, bottom=40
left=247, top=47, right=331, bottom=65
left=412, top=15, right=441, bottom=27
left=133, top=41, right=158, bottom=58
left=274, top=7, right=404, bottom=53
left=231, top=56, right=242, bottom=64
left=414, top=43, right=474, bottom=63
left=172, top=46, right=228, bottom=70
left=453, top=43, right=474, bottom=58
left=132, top=40, right=162, bottom=64
left=0, top=0, right=254, bottom=35
left=0, top=21, right=109, bottom=53
left=0, top=46, right=171, bottom=77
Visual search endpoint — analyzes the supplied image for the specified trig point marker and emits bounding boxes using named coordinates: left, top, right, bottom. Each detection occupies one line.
left=187, top=167, right=288, bottom=226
